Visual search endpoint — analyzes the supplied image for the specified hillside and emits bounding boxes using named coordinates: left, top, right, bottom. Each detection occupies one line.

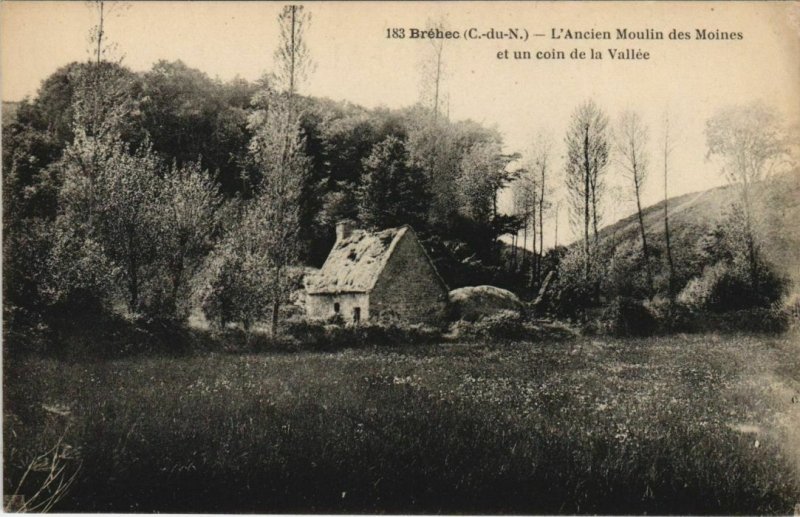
left=593, top=170, right=800, bottom=296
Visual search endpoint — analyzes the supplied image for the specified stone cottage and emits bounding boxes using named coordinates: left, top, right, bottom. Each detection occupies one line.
left=304, top=221, right=449, bottom=324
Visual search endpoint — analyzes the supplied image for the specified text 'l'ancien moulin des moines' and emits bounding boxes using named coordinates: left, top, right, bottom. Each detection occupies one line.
left=385, top=26, right=744, bottom=61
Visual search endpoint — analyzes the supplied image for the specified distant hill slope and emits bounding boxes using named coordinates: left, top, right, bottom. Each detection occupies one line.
left=498, top=174, right=800, bottom=298
left=594, top=170, right=800, bottom=294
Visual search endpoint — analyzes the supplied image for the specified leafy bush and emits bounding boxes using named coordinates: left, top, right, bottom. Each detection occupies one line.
left=596, top=297, right=657, bottom=337
left=4, top=219, right=56, bottom=330
left=648, top=298, right=790, bottom=335
left=196, top=252, right=271, bottom=331
left=647, top=298, right=700, bottom=333
left=449, top=310, right=530, bottom=341
left=281, top=319, right=442, bottom=350
left=678, top=259, right=788, bottom=313
left=548, top=248, right=603, bottom=318
left=713, top=307, right=790, bottom=334
left=325, top=312, right=346, bottom=326
left=603, top=240, right=656, bottom=299
left=41, top=221, right=120, bottom=316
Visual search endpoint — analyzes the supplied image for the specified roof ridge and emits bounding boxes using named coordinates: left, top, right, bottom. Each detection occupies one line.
left=305, top=224, right=408, bottom=295
left=365, top=226, right=408, bottom=292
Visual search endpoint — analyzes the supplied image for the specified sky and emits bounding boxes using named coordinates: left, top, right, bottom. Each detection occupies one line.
left=2, top=1, right=799, bottom=245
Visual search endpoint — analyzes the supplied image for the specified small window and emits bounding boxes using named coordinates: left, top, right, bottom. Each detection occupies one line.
left=353, top=307, right=361, bottom=323
left=333, top=302, right=340, bottom=314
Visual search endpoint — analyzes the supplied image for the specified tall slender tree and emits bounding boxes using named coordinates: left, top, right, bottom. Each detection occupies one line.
left=513, top=168, right=535, bottom=272
left=662, top=113, right=676, bottom=298
left=615, top=110, right=653, bottom=295
left=533, top=137, right=552, bottom=285
left=564, top=100, right=609, bottom=282
left=554, top=200, right=560, bottom=248
left=418, top=17, right=448, bottom=119
left=274, top=5, right=313, bottom=101
left=248, top=95, right=309, bottom=335
left=239, top=4, right=314, bottom=335
left=86, top=0, right=128, bottom=64
left=413, top=17, right=454, bottom=227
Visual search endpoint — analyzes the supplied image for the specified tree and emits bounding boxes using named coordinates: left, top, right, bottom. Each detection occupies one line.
left=198, top=204, right=272, bottom=331
left=705, top=102, right=789, bottom=289
left=614, top=110, right=653, bottom=295
left=81, top=0, right=138, bottom=141
left=406, top=111, right=460, bottom=227
left=564, top=100, right=609, bottom=282
left=4, top=5, right=143, bottom=323
left=140, top=60, right=253, bottom=195
left=156, top=162, right=223, bottom=319
left=274, top=5, right=313, bottom=100
left=457, top=142, right=503, bottom=224
left=357, top=136, right=429, bottom=230
left=512, top=166, right=536, bottom=273
left=553, top=200, right=560, bottom=248
left=90, top=142, right=162, bottom=311
left=2, top=101, right=64, bottom=226
left=86, top=0, right=129, bottom=64
left=662, top=113, right=676, bottom=298
left=531, top=135, right=553, bottom=285
left=55, top=132, right=162, bottom=313
left=46, top=21, right=151, bottom=314
left=68, top=61, right=143, bottom=147
left=247, top=94, right=310, bottom=335
left=412, top=16, right=456, bottom=227
left=514, top=134, right=554, bottom=287
left=456, top=141, right=519, bottom=257
left=418, top=17, right=448, bottom=118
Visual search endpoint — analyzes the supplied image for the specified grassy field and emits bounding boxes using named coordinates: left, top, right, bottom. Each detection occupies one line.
left=4, top=330, right=800, bottom=513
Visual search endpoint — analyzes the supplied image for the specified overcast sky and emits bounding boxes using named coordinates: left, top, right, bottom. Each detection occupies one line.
left=2, top=1, right=799, bottom=244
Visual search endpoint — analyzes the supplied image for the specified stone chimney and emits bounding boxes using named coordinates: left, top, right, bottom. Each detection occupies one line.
left=336, top=219, right=357, bottom=242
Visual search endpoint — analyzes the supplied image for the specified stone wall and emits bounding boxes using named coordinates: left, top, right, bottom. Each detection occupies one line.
left=370, top=232, right=448, bottom=324
left=306, top=292, right=370, bottom=322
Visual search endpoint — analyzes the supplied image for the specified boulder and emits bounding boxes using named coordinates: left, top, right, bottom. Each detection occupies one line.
left=448, top=285, right=524, bottom=321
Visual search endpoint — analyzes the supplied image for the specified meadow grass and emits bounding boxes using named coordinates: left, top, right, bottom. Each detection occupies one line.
left=4, top=330, right=800, bottom=513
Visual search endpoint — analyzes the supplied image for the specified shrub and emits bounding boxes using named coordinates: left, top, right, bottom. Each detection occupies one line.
left=195, top=248, right=271, bottom=331
left=596, top=296, right=657, bottom=337
left=647, top=298, right=700, bottom=333
left=678, top=259, right=788, bottom=313
left=325, top=312, right=346, bottom=326
left=647, top=298, right=790, bottom=335
left=210, top=326, right=290, bottom=353
left=603, top=240, right=656, bottom=299
left=449, top=310, right=530, bottom=341
left=548, top=248, right=604, bottom=318
left=713, top=307, right=790, bottom=334
left=40, top=221, right=120, bottom=315
left=282, top=319, right=441, bottom=350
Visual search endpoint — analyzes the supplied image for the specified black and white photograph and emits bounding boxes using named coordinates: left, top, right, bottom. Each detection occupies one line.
left=2, top=1, right=799, bottom=513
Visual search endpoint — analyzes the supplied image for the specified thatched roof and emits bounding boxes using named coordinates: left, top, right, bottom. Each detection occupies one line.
left=305, top=226, right=409, bottom=295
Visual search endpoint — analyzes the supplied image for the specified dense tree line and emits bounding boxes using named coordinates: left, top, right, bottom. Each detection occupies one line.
left=3, top=51, right=522, bottom=334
